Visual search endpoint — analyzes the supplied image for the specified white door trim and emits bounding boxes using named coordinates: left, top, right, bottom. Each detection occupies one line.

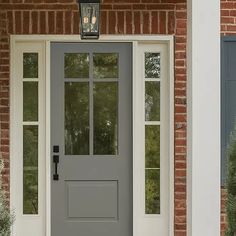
left=10, top=41, right=46, bottom=236
left=10, top=35, right=174, bottom=236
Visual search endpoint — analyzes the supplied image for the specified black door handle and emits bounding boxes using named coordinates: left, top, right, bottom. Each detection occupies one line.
left=53, top=155, right=59, bottom=180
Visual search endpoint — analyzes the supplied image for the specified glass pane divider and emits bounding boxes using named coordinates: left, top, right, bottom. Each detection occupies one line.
left=63, top=78, right=120, bottom=82
left=23, top=122, right=39, bottom=125
left=145, top=121, right=161, bottom=125
left=145, top=78, right=161, bottom=82
left=65, top=155, right=118, bottom=158
left=23, top=78, right=39, bottom=82
left=145, top=168, right=160, bottom=170
left=92, top=78, right=118, bottom=82
left=64, top=78, right=90, bottom=82
left=89, top=53, right=94, bottom=155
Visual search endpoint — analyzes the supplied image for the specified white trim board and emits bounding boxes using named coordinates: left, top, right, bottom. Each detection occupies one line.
left=11, top=34, right=173, bottom=42
left=187, top=0, right=221, bottom=235
left=134, top=43, right=172, bottom=236
left=10, top=35, right=174, bottom=236
left=10, top=41, right=46, bottom=236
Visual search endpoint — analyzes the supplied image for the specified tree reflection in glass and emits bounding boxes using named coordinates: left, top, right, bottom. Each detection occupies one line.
left=93, top=53, right=118, bottom=79
left=23, top=82, right=38, bottom=121
left=145, top=81, right=160, bottom=121
left=145, top=125, right=160, bottom=168
left=94, top=82, right=118, bottom=155
left=23, top=53, right=38, bottom=78
left=145, top=169, right=160, bottom=214
left=65, top=82, right=89, bottom=155
left=23, top=125, right=38, bottom=214
left=64, top=53, right=89, bottom=78
left=145, top=53, right=160, bottom=79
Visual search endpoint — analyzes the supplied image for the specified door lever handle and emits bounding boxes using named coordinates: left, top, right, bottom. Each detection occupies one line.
left=53, top=155, right=59, bottom=180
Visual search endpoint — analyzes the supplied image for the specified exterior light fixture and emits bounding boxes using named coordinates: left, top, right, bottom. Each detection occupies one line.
left=78, top=0, right=100, bottom=39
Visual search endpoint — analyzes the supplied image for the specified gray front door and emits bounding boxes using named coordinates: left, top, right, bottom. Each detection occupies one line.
left=51, top=43, right=132, bottom=236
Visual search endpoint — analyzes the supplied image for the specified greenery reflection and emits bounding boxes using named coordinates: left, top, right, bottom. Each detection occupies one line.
left=145, top=53, right=160, bottom=78
left=23, top=126, right=38, bottom=214
left=64, top=53, right=89, bottom=78
left=23, top=53, right=38, bottom=78
left=145, top=126, right=160, bottom=168
left=23, top=82, right=38, bottom=121
left=94, top=82, right=118, bottom=155
left=93, top=53, right=118, bottom=78
left=145, top=81, right=160, bottom=121
left=145, top=169, right=160, bottom=214
left=65, top=82, right=89, bottom=155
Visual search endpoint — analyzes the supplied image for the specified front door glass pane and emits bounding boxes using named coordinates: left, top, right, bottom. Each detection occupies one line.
left=64, top=53, right=89, bottom=78
left=93, top=53, right=118, bottom=78
left=93, top=82, right=118, bottom=155
left=65, top=82, right=89, bottom=155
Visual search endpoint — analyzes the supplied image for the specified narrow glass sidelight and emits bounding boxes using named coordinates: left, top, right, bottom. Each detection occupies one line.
left=23, top=52, right=39, bottom=215
left=93, top=82, right=118, bottom=155
left=23, top=125, right=38, bottom=214
left=65, top=82, right=89, bottom=155
left=144, top=52, right=161, bottom=215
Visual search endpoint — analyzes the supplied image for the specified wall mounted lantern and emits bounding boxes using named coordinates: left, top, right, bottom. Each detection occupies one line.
left=77, top=0, right=101, bottom=39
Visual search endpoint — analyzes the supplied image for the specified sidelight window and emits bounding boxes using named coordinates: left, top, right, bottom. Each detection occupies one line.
left=23, top=53, right=39, bottom=214
left=144, top=52, right=161, bottom=215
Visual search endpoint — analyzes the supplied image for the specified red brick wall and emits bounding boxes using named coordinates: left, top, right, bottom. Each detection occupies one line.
left=221, top=0, right=236, bottom=35
left=0, top=0, right=187, bottom=235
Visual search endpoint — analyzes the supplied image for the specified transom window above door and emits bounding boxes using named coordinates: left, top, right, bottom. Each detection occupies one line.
left=64, top=52, right=119, bottom=156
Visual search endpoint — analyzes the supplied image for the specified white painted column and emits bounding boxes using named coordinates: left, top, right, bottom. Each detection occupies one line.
left=187, top=0, right=221, bottom=235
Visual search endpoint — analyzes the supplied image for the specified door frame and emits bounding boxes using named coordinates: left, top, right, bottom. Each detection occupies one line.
left=10, top=35, right=174, bottom=236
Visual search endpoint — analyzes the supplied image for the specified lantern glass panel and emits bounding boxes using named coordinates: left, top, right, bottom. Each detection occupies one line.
left=81, top=3, right=99, bottom=34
